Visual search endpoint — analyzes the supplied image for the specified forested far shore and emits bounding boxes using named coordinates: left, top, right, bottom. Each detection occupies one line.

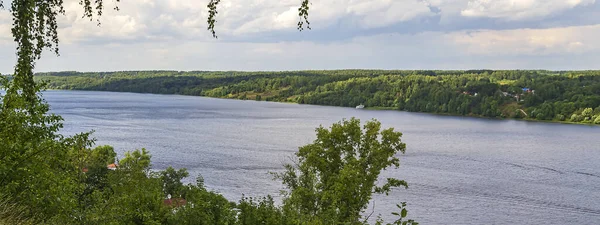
left=33, top=70, right=600, bottom=125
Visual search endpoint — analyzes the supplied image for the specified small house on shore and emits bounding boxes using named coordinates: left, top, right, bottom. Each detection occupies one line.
left=82, top=163, right=118, bottom=173
left=164, top=198, right=187, bottom=208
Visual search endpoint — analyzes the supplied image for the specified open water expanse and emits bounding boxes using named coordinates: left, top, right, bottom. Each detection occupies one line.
left=44, top=90, right=600, bottom=224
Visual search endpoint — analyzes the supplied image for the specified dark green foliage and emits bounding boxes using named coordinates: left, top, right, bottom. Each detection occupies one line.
left=276, top=118, right=412, bottom=224
left=160, top=167, right=189, bottom=198
left=236, top=196, right=283, bottom=225
left=85, top=149, right=168, bottom=224
left=90, top=145, right=117, bottom=165
left=37, top=70, right=600, bottom=124
left=0, top=81, right=89, bottom=223
left=165, top=176, right=237, bottom=225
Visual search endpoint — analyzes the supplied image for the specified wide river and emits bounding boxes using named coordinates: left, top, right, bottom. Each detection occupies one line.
left=44, top=90, right=600, bottom=224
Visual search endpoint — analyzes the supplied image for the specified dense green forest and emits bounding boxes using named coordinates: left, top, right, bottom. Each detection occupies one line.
left=36, top=70, right=600, bottom=124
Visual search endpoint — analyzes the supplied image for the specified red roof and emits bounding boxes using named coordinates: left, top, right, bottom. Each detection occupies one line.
left=82, top=164, right=117, bottom=173
left=163, top=198, right=187, bottom=207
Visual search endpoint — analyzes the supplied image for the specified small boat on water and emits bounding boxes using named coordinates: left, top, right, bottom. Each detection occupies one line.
left=356, top=104, right=364, bottom=109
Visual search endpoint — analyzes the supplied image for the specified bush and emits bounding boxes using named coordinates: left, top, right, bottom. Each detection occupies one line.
left=582, top=108, right=594, bottom=118
left=571, top=114, right=583, bottom=122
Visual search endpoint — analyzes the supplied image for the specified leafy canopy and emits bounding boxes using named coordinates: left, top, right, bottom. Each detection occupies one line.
left=276, top=117, right=413, bottom=224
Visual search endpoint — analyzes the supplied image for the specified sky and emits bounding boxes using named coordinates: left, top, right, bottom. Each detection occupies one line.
left=1, top=0, right=600, bottom=73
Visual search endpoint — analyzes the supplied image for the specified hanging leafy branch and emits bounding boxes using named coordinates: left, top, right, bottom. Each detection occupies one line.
left=207, top=0, right=220, bottom=38
left=298, top=0, right=311, bottom=31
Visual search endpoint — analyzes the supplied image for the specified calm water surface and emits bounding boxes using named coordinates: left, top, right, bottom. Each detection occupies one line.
left=44, top=90, right=600, bottom=224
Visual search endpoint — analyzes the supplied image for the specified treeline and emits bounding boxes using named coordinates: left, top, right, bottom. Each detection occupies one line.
left=36, top=70, right=600, bottom=124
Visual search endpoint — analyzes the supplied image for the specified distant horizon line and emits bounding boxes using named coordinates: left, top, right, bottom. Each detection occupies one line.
left=3, top=68, right=600, bottom=75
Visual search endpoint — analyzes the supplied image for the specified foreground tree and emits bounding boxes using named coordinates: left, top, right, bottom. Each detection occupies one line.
left=275, top=118, right=417, bottom=224
left=0, top=78, right=92, bottom=223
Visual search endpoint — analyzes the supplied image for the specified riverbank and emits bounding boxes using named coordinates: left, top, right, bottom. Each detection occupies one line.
left=363, top=106, right=599, bottom=126
left=43, top=89, right=599, bottom=127
left=325, top=102, right=599, bottom=126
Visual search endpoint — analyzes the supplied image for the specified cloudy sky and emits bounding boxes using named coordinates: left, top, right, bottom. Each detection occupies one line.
left=1, top=0, right=600, bottom=73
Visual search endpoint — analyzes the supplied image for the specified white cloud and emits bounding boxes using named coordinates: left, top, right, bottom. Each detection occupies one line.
left=50, top=0, right=443, bottom=42
left=0, top=11, right=12, bottom=45
left=347, top=0, right=436, bottom=28
left=4, top=0, right=596, bottom=45
left=448, top=24, right=600, bottom=55
left=2, top=0, right=600, bottom=73
left=5, top=23, right=592, bottom=74
left=2, top=0, right=157, bottom=45
left=232, top=0, right=437, bottom=34
left=461, top=0, right=596, bottom=20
